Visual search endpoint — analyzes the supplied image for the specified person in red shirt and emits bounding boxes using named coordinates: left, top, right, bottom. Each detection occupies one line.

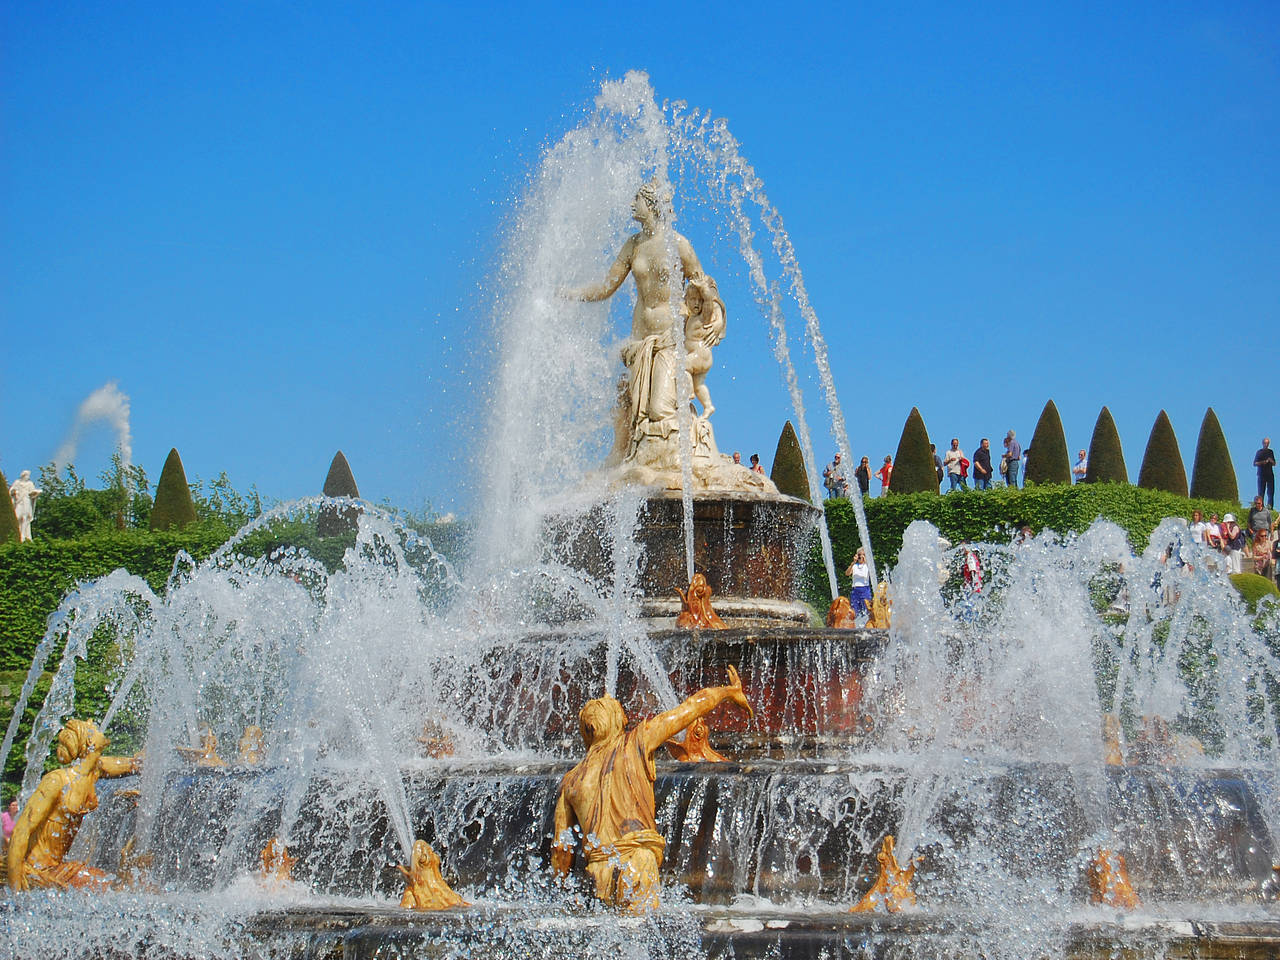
left=875, top=456, right=893, bottom=495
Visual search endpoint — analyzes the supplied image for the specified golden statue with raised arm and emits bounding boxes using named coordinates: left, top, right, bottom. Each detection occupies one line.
left=7, top=719, right=141, bottom=891
left=551, top=666, right=753, bottom=912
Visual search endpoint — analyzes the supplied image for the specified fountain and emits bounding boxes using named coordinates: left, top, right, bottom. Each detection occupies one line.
left=3, top=71, right=1280, bottom=960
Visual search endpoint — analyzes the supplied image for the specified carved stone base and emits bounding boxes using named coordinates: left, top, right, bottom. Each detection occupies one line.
left=543, top=492, right=819, bottom=626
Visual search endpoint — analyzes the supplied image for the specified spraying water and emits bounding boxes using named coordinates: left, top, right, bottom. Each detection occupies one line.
left=52, top=380, right=133, bottom=474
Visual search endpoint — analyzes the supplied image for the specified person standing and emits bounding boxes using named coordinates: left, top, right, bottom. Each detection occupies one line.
left=1221, top=514, right=1246, bottom=574
left=1256, top=438, right=1276, bottom=509
left=1072, top=450, right=1088, bottom=483
left=854, top=457, right=871, bottom=497
left=732, top=451, right=742, bottom=466
left=931, top=444, right=944, bottom=491
left=845, top=548, right=873, bottom=618
left=823, top=454, right=848, bottom=499
left=972, top=438, right=993, bottom=490
left=2, top=798, right=17, bottom=848
left=876, top=456, right=893, bottom=495
left=943, top=439, right=965, bottom=492
left=1188, top=509, right=1210, bottom=546
left=1248, top=496, right=1273, bottom=543
left=749, top=454, right=765, bottom=475
left=1004, top=431, right=1022, bottom=488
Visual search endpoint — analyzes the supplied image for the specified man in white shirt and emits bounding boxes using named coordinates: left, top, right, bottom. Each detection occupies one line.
left=1072, top=450, right=1088, bottom=483
left=943, top=438, right=965, bottom=492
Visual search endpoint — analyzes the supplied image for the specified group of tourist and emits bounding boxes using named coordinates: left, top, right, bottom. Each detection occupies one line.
left=1189, top=497, right=1277, bottom=579
left=820, top=430, right=1030, bottom=499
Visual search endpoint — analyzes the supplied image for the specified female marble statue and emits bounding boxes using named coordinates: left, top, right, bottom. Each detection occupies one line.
left=567, top=182, right=707, bottom=470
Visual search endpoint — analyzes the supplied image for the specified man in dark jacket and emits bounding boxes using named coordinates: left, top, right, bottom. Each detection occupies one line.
left=972, top=438, right=993, bottom=490
left=1256, top=438, right=1275, bottom=509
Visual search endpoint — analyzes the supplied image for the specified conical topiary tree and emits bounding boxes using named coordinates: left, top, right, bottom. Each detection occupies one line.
left=1085, top=406, right=1128, bottom=484
left=1024, top=400, right=1071, bottom=486
left=1137, top=410, right=1188, bottom=498
left=1189, top=408, right=1239, bottom=502
left=891, top=407, right=937, bottom=495
left=150, top=448, right=197, bottom=531
left=322, top=450, right=361, bottom=499
left=0, top=468, right=20, bottom=544
left=770, top=421, right=811, bottom=501
left=319, top=450, right=362, bottom=536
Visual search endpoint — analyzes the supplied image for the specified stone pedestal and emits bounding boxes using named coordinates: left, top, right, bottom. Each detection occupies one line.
left=543, top=492, right=821, bottom=625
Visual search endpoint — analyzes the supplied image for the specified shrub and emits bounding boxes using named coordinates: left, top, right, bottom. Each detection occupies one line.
left=891, top=408, right=937, bottom=495
left=1189, top=408, right=1239, bottom=502
left=1229, top=573, right=1279, bottom=611
left=1085, top=407, right=1128, bottom=484
left=150, top=448, right=198, bottom=531
left=1025, top=399, right=1071, bottom=486
left=801, top=483, right=1240, bottom=608
left=1137, top=411, right=1188, bottom=498
left=770, top=421, right=811, bottom=501
left=0, top=469, right=18, bottom=544
left=320, top=451, right=362, bottom=536
left=322, top=451, right=361, bottom=498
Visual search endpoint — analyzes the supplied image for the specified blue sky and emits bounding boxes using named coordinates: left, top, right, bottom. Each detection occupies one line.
left=3, top=2, right=1276, bottom=515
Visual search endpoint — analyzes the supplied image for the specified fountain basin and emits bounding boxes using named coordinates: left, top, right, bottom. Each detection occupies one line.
left=543, top=493, right=821, bottom=626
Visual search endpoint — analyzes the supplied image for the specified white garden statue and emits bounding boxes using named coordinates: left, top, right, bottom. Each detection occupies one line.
left=565, top=182, right=774, bottom=494
left=9, top=470, right=41, bottom=542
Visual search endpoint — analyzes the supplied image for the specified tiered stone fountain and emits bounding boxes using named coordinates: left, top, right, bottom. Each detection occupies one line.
left=3, top=73, right=1280, bottom=960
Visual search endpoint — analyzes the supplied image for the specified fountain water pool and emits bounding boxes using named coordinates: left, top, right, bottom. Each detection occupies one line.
left=3, top=73, right=1280, bottom=959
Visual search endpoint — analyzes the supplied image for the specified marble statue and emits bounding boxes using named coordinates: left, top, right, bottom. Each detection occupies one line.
left=398, top=839, right=468, bottom=910
left=8, top=470, right=41, bottom=542
left=6, top=719, right=141, bottom=891
left=551, top=667, right=753, bottom=912
left=681, top=273, right=725, bottom=418
left=567, top=184, right=774, bottom=494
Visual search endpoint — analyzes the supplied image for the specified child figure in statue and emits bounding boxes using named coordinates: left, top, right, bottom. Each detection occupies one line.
left=681, top=273, right=725, bottom=418
left=6, top=719, right=141, bottom=891
left=551, top=667, right=753, bottom=912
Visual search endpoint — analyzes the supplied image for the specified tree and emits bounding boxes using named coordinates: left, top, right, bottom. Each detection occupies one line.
left=1025, top=400, right=1071, bottom=486
left=319, top=450, right=362, bottom=536
left=1137, top=411, right=1188, bottom=498
left=1085, top=407, right=1128, bottom=484
left=149, top=448, right=198, bottom=531
left=0, top=469, right=19, bottom=544
left=770, top=421, right=811, bottom=501
left=891, top=408, right=937, bottom=495
left=1189, top=408, right=1239, bottom=502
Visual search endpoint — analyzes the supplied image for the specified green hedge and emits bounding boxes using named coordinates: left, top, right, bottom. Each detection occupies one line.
left=805, top=483, right=1242, bottom=608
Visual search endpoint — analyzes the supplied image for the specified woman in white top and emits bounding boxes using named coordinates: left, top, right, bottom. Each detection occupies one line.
left=1188, top=509, right=1209, bottom=545
left=845, top=548, right=873, bottom=617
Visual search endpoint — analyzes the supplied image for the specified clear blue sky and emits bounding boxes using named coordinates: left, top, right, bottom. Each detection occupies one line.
left=3, top=2, right=1276, bottom=515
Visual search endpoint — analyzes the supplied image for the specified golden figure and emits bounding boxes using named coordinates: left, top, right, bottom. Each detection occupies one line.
left=1101, top=714, right=1125, bottom=766
left=1086, top=849, right=1140, bottom=909
left=398, top=838, right=468, bottom=910
left=6, top=719, right=141, bottom=891
left=552, top=667, right=753, bottom=912
left=260, top=837, right=297, bottom=887
left=825, top=596, right=859, bottom=629
left=115, top=836, right=156, bottom=891
left=675, top=572, right=727, bottom=629
left=866, top=582, right=892, bottom=630
left=664, top=718, right=726, bottom=763
left=177, top=727, right=226, bottom=768
left=238, top=725, right=265, bottom=765
left=850, top=835, right=919, bottom=913
left=417, top=719, right=456, bottom=759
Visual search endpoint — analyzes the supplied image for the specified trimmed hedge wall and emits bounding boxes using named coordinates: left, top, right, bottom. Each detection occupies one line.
left=805, top=483, right=1242, bottom=608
